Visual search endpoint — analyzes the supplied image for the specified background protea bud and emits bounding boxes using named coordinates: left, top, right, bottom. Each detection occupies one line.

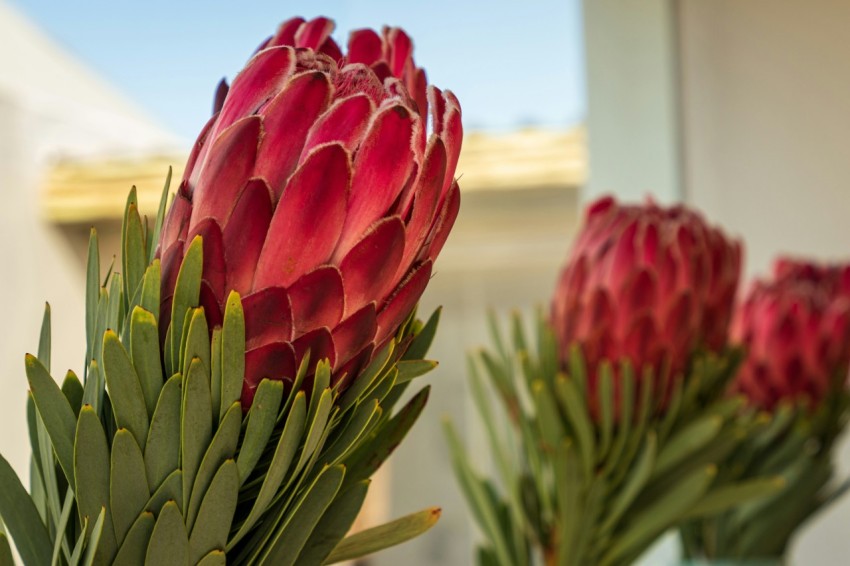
left=732, top=261, right=850, bottom=410
left=550, top=195, right=741, bottom=414
left=157, top=17, right=462, bottom=407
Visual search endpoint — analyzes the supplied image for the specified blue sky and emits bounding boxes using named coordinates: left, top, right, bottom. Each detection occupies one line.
left=9, top=0, right=585, bottom=142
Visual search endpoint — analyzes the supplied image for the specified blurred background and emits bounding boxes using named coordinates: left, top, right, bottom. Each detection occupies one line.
left=1, top=0, right=849, bottom=564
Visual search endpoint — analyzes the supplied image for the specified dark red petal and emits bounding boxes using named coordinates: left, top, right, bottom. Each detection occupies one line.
left=256, top=71, right=333, bottom=198
left=287, top=266, right=345, bottom=338
left=212, top=79, right=229, bottom=116
left=423, top=180, right=461, bottom=263
left=292, top=327, right=336, bottom=368
left=158, top=192, right=192, bottom=258
left=397, top=136, right=446, bottom=279
left=187, top=218, right=226, bottom=303
left=386, top=27, right=413, bottom=79
left=302, top=94, right=375, bottom=158
left=294, top=17, right=335, bottom=50
left=376, top=260, right=433, bottom=345
left=199, top=282, right=223, bottom=330
left=412, top=68, right=428, bottom=121
left=339, top=217, right=406, bottom=317
left=254, top=143, right=350, bottom=290
left=371, top=62, right=392, bottom=83
left=243, top=342, right=296, bottom=408
left=181, top=114, right=217, bottom=195
left=222, top=178, right=273, bottom=294
left=622, top=314, right=659, bottom=373
left=190, top=117, right=262, bottom=227
left=242, top=287, right=293, bottom=351
left=439, top=90, right=463, bottom=198
left=319, top=38, right=343, bottom=62
left=269, top=18, right=305, bottom=48
left=348, top=29, right=382, bottom=65
left=215, top=47, right=296, bottom=134
left=333, top=344, right=374, bottom=389
left=332, top=303, right=378, bottom=367
left=333, top=104, right=415, bottom=260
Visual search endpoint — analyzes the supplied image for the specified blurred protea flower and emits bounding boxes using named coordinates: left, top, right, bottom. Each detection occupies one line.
left=157, top=16, right=462, bottom=406
left=732, top=260, right=850, bottom=410
left=550, top=196, right=741, bottom=413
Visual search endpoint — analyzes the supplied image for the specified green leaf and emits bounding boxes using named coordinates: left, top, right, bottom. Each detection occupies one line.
left=294, top=388, right=334, bottom=476
left=324, top=506, right=441, bottom=564
left=139, top=260, right=161, bottom=323
left=130, top=307, right=164, bottom=418
left=210, top=328, right=222, bottom=426
left=346, top=386, right=430, bottom=482
left=25, top=353, right=76, bottom=490
left=181, top=308, right=210, bottom=381
left=82, top=507, right=107, bottom=566
left=111, top=430, right=151, bottom=545
left=0, top=529, right=13, bottom=566
left=229, top=392, right=307, bottom=550
left=601, top=432, right=657, bottom=534
left=86, top=228, right=100, bottom=362
left=339, top=340, right=395, bottom=411
left=403, top=307, right=441, bottom=360
left=531, top=380, right=564, bottom=450
left=0, top=453, right=52, bottom=566
left=552, top=439, right=581, bottom=565
left=103, top=330, right=150, bottom=449
left=237, top=379, right=284, bottom=484
left=654, top=415, right=723, bottom=478
left=261, top=465, right=345, bottom=566
left=75, top=406, right=117, bottom=564
left=123, top=194, right=147, bottom=304
left=170, top=235, right=203, bottom=375
left=298, top=480, right=370, bottom=565
left=149, top=167, right=172, bottom=264
left=50, top=488, right=75, bottom=566
left=196, top=550, right=226, bottom=566
left=598, top=364, right=614, bottom=459
left=555, top=376, right=595, bottom=481
left=600, top=466, right=716, bottom=566
left=683, top=476, right=785, bottom=519
left=220, top=291, right=245, bottom=421
left=188, top=460, right=239, bottom=564
left=324, top=399, right=381, bottom=465
left=145, top=501, right=188, bottom=566
left=112, top=511, right=155, bottom=566
left=62, top=370, right=85, bottom=418
left=145, top=375, right=182, bottom=491
left=186, top=402, right=241, bottom=532
left=181, top=357, right=213, bottom=512
left=37, top=302, right=51, bottom=371
left=145, top=470, right=183, bottom=516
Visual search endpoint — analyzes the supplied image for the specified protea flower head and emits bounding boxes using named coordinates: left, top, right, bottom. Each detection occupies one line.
left=550, top=196, right=741, bottom=413
left=157, top=16, right=462, bottom=407
left=732, top=260, right=850, bottom=410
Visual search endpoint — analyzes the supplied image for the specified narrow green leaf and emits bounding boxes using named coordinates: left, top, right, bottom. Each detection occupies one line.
left=50, top=488, right=75, bottom=566
left=601, top=433, right=657, bottom=534
left=189, top=460, right=239, bottom=565
left=181, top=357, right=213, bottom=512
left=81, top=507, right=107, bottom=566
left=298, top=480, right=370, bottom=564
left=123, top=197, right=147, bottom=304
left=196, top=550, right=226, bottom=566
left=139, top=260, right=161, bottom=323
left=26, top=354, right=76, bottom=489
left=598, top=365, right=614, bottom=459
left=181, top=308, right=210, bottom=381
left=111, top=430, right=151, bottom=545
left=210, top=328, right=222, bottom=426
left=0, top=529, right=13, bottom=566
left=531, top=380, right=564, bottom=449
left=403, top=307, right=441, bottom=360
left=112, top=511, right=155, bottom=566
left=145, top=501, right=188, bottom=566
left=555, top=376, right=595, bottom=481
left=339, top=340, right=395, bottom=411
left=38, top=302, right=51, bottom=371
left=237, top=379, right=284, bottom=484
left=0, top=453, right=52, bottom=566
left=145, top=470, right=183, bottom=516
left=346, top=386, right=430, bottom=481
left=261, top=465, right=345, bottom=566
left=170, top=235, right=203, bottom=375
left=553, top=439, right=581, bottom=565
left=228, top=392, right=307, bottom=549
left=86, top=228, right=100, bottom=362
left=324, top=399, right=381, bottom=465
left=75, top=406, right=117, bottom=564
left=62, top=371, right=85, bottom=417
left=220, top=291, right=245, bottom=420
left=295, top=388, right=334, bottom=475
left=395, top=359, right=437, bottom=384
left=145, top=375, right=182, bottom=491
left=186, top=403, right=241, bottom=532
left=130, top=307, right=163, bottom=418
left=149, top=167, right=172, bottom=263
left=107, top=271, right=124, bottom=335
left=654, top=415, right=723, bottom=477
left=683, top=476, right=785, bottom=519
left=324, top=506, right=441, bottom=564
left=103, top=330, right=150, bottom=449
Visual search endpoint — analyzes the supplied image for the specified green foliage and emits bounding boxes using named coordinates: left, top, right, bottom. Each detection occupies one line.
left=680, top=379, right=850, bottom=561
left=1, top=173, right=443, bottom=565
left=445, top=309, right=780, bottom=566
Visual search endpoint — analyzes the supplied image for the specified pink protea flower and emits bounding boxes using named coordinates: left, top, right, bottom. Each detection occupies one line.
left=732, top=261, right=850, bottom=410
left=157, top=17, right=462, bottom=407
left=550, top=196, right=741, bottom=415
